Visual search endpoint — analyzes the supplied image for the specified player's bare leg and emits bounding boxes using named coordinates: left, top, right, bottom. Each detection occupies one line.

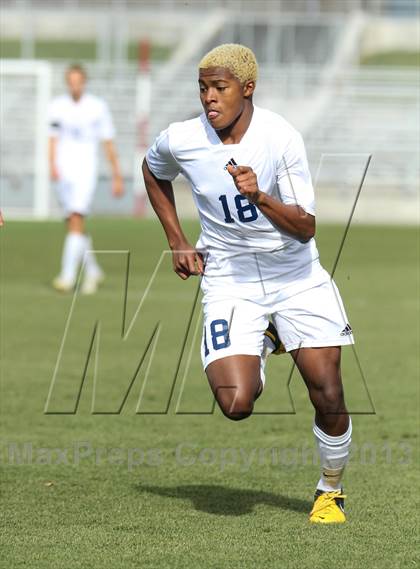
left=291, top=346, right=349, bottom=436
left=67, top=211, right=84, bottom=234
left=291, top=346, right=351, bottom=523
left=206, top=355, right=262, bottom=421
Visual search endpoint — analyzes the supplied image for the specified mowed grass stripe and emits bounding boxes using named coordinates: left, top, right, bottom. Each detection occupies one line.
left=1, top=219, right=418, bottom=568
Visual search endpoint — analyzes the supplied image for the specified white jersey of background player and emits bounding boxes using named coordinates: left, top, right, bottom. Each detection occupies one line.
left=144, top=44, right=355, bottom=524
left=48, top=64, right=123, bottom=294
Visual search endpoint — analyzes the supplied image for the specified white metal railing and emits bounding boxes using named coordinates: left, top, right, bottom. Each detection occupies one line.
left=1, top=11, right=346, bottom=68
left=2, top=0, right=418, bottom=14
left=1, top=62, right=418, bottom=219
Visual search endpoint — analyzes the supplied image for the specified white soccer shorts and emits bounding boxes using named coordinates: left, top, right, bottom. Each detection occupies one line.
left=56, top=177, right=96, bottom=217
left=201, top=278, right=354, bottom=370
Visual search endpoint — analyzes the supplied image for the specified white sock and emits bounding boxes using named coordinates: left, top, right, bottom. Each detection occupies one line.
left=60, top=232, right=87, bottom=284
left=83, top=235, right=102, bottom=278
left=259, top=334, right=275, bottom=388
left=313, top=418, right=352, bottom=492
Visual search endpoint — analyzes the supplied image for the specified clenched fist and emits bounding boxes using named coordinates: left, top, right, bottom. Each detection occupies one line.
left=226, top=164, right=262, bottom=205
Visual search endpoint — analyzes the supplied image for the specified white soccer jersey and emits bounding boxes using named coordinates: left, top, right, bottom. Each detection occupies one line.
left=146, top=106, right=327, bottom=299
left=48, top=93, right=115, bottom=184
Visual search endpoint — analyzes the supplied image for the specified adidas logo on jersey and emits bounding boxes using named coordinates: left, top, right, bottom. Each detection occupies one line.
left=340, top=323, right=353, bottom=336
left=224, top=157, right=238, bottom=170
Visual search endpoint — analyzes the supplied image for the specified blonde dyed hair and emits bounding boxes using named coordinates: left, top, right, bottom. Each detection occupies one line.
left=198, top=44, right=258, bottom=84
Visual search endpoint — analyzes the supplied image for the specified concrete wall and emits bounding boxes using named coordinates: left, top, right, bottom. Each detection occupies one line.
left=0, top=8, right=193, bottom=44
left=361, top=17, right=420, bottom=56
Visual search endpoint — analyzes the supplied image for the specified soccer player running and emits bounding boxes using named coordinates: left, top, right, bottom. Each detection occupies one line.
left=49, top=64, right=124, bottom=294
left=143, top=44, right=354, bottom=523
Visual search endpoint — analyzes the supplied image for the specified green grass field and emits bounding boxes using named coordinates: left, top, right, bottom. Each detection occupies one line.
left=1, top=219, right=419, bottom=568
left=0, top=39, right=171, bottom=62
left=2, top=40, right=418, bottom=67
left=360, top=50, right=419, bottom=67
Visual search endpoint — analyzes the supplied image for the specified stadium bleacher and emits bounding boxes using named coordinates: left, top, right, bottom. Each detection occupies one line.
left=1, top=0, right=418, bottom=220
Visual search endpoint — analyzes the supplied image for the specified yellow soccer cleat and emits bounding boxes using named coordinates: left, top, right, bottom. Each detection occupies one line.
left=264, top=321, right=286, bottom=355
left=309, top=490, right=347, bottom=524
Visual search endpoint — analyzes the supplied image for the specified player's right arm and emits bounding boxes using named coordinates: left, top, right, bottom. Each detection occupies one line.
left=48, top=137, right=60, bottom=181
left=142, top=159, right=203, bottom=280
left=48, top=99, right=60, bottom=181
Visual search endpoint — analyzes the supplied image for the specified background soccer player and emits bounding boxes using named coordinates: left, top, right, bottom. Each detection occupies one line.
left=143, top=44, right=354, bottom=523
left=49, top=64, right=124, bottom=294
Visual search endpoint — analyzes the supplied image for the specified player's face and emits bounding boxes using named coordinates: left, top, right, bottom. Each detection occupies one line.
left=66, top=70, right=86, bottom=101
left=198, top=67, right=254, bottom=131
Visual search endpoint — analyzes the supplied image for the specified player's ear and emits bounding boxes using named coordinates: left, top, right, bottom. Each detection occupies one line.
left=243, top=80, right=255, bottom=98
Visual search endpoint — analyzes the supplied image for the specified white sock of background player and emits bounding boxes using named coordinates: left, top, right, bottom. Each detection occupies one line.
left=60, top=232, right=86, bottom=284
left=83, top=234, right=102, bottom=278
left=313, top=418, right=352, bottom=492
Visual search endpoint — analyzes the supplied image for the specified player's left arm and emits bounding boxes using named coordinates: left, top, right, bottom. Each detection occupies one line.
left=103, top=139, right=124, bottom=198
left=227, top=164, right=315, bottom=242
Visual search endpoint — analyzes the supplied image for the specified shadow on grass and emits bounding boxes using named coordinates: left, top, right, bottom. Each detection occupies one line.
left=136, top=484, right=312, bottom=516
